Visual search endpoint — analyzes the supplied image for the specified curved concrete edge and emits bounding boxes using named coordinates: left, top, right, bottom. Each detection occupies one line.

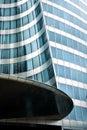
left=0, top=74, right=74, bottom=121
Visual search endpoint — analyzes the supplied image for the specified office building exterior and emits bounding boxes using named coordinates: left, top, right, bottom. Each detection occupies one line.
left=0, top=0, right=87, bottom=129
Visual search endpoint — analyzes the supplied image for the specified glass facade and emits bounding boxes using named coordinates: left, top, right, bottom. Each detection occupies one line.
left=0, top=0, right=87, bottom=130
left=41, top=0, right=87, bottom=129
left=0, top=0, right=55, bottom=86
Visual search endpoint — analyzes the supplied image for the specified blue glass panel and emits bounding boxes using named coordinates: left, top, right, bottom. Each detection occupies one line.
left=31, top=40, right=38, bottom=52
left=82, top=107, right=87, bottom=121
left=73, top=87, right=79, bottom=99
left=66, top=85, right=73, bottom=98
left=33, top=56, right=40, bottom=68
left=2, top=64, right=10, bottom=74
left=59, top=84, right=66, bottom=93
left=30, top=26, right=35, bottom=37
left=23, top=15, right=29, bottom=26
left=69, top=108, right=76, bottom=120
left=48, top=65, right=54, bottom=79
left=26, top=43, right=31, bottom=54
left=36, top=73, right=42, bottom=82
left=27, top=59, right=33, bottom=71
left=75, top=106, right=82, bottom=121
left=23, top=30, right=29, bottom=40
left=42, top=69, right=49, bottom=82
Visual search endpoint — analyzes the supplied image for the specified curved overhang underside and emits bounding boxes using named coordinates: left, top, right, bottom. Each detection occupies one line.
left=0, top=74, right=73, bottom=121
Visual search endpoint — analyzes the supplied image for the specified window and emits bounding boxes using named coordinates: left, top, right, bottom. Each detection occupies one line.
left=22, top=2, right=27, bottom=12
left=17, top=32, right=23, bottom=42
left=34, top=4, right=41, bottom=17
left=23, top=30, right=29, bottom=40
left=51, top=47, right=56, bottom=58
left=65, top=67, right=71, bottom=79
left=27, top=59, right=33, bottom=71
left=11, top=33, right=17, bottom=43
left=2, top=34, right=9, bottom=44
left=58, top=65, right=65, bottom=77
left=2, top=49, right=9, bottom=59
left=4, top=21, right=10, bottom=30
left=17, top=18, right=22, bottom=28
left=18, top=46, right=25, bottom=57
left=3, top=64, right=10, bottom=74
left=37, top=35, right=43, bottom=48
left=26, top=43, right=31, bottom=54
left=69, top=108, right=76, bottom=120
left=45, top=48, right=50, bottom=60
left=29, top=12, right=33, bottom=22
left=66, top=85, right=73, bottom=98
left=33, top=56, right=40, bottom=68
left=31, top=40, right=38, bottom=52
left=27, top=1, right=32, bottom=9
left=42, top=69, right=49, bottom=82
left=4, top=8, right=10, bottom=16
left=73, top=87, right=79, bottom=99
left=36, top=73, right=42, bottom=82
left=40, top=52, right=46, bottom=65
left=48, top=31, right=55, bottom=41
left=75, top=106, right=82, bottom=121
left=11, top=7, right=17, bottom=16
left=48, top=65, right=54, bottom=79
left=30, top=26, right=35, bottom=37
left=11, top=20, right=16, bottom=29
left=23, top=15, right=29, bottom=26
left=79, top=88, right=85, bottom=101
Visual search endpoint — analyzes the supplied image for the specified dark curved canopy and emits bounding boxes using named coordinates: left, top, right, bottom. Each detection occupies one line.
left=0, top=74, right=73, bottom=121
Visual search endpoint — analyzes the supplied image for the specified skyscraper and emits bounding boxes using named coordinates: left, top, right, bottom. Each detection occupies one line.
left=0, top=0, right=87, bottom=129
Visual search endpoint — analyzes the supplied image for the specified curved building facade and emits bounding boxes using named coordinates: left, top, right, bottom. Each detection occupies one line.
left=0, top=0, right=87, bottom=130
left=40, top=0, right=87, bottom=130
left=0, top=0, right=55, bottom=87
